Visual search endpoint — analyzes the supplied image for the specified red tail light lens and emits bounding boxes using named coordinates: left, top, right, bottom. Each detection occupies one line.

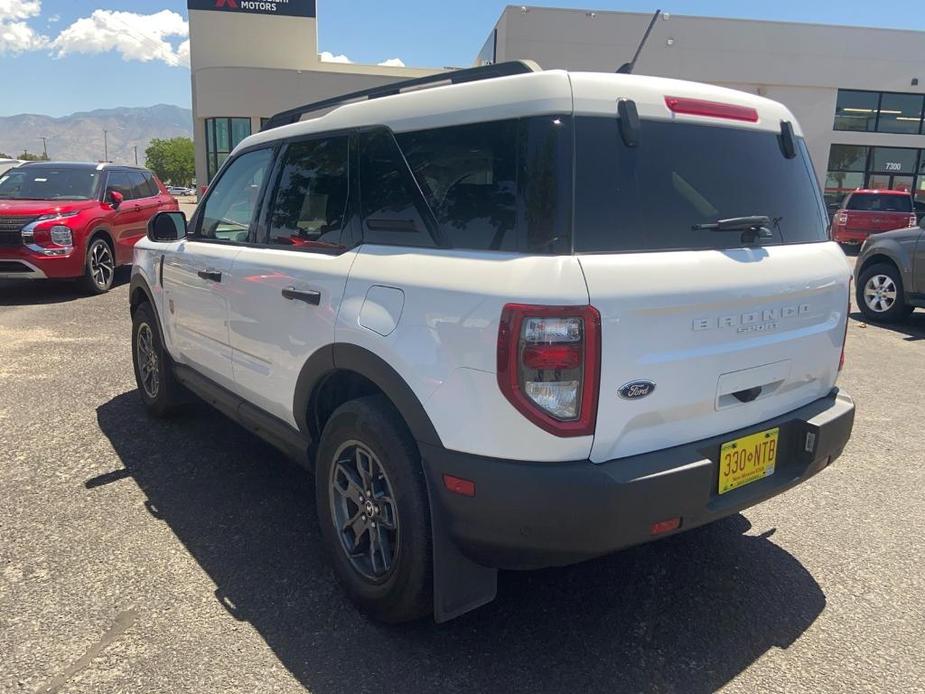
left=665, top=96, right=759, bottom=122
left=497, top=304, right=601, bottom=437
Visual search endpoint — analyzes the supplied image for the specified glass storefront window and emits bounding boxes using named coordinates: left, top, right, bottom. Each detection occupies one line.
left=834, top=90, right=879, bottom=131
left=877, top=93, right=925, bottom=134
left=870, top=147, right=919, bottom=175
left=824, top=171, right=864, bottom=206
left=827, top=144, right=868, bottom=172
left=205, top=117, right=253, bottom=181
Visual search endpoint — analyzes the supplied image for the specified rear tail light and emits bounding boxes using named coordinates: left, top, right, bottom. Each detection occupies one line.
left=497, top=304, right=601, bottom=437
left=909, top=214, right=918, bottom=227
left=836, top=213, right=848, bottom=226
left=664, top=96, right=759, bottom=123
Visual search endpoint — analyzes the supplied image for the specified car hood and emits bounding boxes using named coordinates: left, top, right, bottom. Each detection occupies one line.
left=0, top=198, right=100, bottom=216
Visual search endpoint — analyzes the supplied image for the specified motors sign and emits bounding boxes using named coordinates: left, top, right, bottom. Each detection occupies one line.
left=187, top=0, right=316, bottom=18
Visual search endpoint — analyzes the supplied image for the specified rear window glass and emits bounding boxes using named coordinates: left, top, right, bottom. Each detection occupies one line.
left=573, top=117, right=828, bottom=253
left=845, top=193, right=913, bottom=212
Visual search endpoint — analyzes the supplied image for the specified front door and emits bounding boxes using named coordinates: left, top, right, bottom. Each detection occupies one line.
left=103, top=171, right=143, bottom=265
left=226, top=135, right=357, bottom=425
left=162, top=147, right=275, bottom=388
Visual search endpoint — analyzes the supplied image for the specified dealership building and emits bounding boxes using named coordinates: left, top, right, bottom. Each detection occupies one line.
left=188, top=2, right=925, bottom=208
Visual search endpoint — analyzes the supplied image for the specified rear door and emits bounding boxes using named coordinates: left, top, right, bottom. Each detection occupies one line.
left=226, top=134, right=358, bottom=424
left=162, top=147, right=274, bottom=388
left=570, top=116, right=851, bottom=463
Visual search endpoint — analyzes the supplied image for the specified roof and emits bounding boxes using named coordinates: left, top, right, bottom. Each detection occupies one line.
left=241, top=68, right=799, bottom=155
left=17, top=161, right=149, bottom=171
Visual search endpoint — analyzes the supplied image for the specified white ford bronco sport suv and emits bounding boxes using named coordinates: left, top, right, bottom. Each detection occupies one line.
left=129, top=62, right=855, bottom=623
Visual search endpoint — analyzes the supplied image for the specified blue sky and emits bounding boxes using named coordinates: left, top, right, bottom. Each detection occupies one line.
left=1, top=0, right=924, bottom=117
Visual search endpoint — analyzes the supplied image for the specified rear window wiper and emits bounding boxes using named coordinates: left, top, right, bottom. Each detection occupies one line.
left=692, top=215, right=773, bottom=242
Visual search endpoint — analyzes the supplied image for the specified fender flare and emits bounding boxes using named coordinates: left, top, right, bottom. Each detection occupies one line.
left=293, top=343, right=443, bottom=447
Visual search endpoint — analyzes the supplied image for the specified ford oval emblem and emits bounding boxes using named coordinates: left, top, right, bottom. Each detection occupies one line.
left=618, top=380, right=656, bottom=400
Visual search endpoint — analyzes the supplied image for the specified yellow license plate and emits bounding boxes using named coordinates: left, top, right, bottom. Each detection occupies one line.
left=718, top=427, right=779, bottom=495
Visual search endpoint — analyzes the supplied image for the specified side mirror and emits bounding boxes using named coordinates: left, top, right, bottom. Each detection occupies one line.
left=148, top=211, right=187, bottom=242
left=107, top=189, right=124, bottom=208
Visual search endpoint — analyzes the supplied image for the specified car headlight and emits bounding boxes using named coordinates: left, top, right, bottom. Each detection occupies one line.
left=49, top=225, right=73, bottom=246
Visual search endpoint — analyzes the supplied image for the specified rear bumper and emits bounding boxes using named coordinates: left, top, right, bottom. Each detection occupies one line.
left=421, top=390, right=854, bottom=570
left=833, top=228, right=871, bottom=243
left=0, top=246, right=83, bottom=279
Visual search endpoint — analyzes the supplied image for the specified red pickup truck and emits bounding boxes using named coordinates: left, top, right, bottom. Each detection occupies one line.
left=831, top=189, right=917, bottom=246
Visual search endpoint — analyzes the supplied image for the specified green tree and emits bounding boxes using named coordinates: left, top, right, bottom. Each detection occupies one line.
left=144, top=137, right=194, bottom=186
left=18, top=151, right=49, bottom=161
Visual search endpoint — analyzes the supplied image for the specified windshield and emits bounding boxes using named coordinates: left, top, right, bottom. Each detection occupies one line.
left=573, top=118, right=828, bottom=252
left=0, top=167, right=102, bottom=201
left=846, top=193, right=912, bottom=212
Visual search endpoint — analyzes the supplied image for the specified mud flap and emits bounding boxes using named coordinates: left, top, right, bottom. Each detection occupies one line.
left=423, top=468, right=498, bottom=623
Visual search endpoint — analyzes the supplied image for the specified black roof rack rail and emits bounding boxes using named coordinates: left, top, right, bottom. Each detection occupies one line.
left=261, top=60, right=541, bottom=132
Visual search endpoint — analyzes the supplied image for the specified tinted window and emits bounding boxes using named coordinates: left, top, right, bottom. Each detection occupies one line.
left=142, top=172, right=160, bottom=197
left=834, top=90, right=879, bottom=132
left=199, top=148, right=274, bottom=242
left=827, top=144, right=868, bottom=172
left=395, top=116, right=572, bottom=253
left=0, top=167, right=102, bottom=201
left=877, top=93, right=924, bottom=135
left=846, top=194, right=913, bottom=212
left=129, top=172, right=150, bottom=199
left=267, top=137, right=349, bottom=250
left=358, top=129, right=434, bottom=247
left=869, top=147, right=919, bottom=175
left=107, top=172, right=137, bottom=200
left=398, top=121, right=517, bottom=251
left=573, top=117, right=827, bottom=252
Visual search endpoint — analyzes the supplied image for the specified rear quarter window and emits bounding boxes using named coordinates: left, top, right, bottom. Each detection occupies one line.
left=573, top=117, right=829, bottom=253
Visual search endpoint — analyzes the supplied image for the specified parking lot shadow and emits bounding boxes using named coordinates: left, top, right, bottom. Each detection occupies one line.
left=849, top=309, right=925, bottom=341
left=96, top=391, right=826, bottom=694
left=0, top=268, right=129, bottom=306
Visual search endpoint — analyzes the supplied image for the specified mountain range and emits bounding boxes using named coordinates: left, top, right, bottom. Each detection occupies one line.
left=0, top=105, right=193, bottom=165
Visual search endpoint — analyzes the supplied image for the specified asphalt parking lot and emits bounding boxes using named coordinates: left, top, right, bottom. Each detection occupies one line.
left=1, top=257, right=923, bottom=694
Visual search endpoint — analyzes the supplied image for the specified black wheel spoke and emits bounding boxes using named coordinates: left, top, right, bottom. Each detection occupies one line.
left=329, top=441, right=399, bottom=581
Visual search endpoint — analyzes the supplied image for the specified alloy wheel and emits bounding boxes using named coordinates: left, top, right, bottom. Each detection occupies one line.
left=89, top=240, right=115, bottom=289
left=863, top=274, right=897, bottom=313
left=328, top=441, right=400, bottom=581
left=136, top=322, right=160, bottom=399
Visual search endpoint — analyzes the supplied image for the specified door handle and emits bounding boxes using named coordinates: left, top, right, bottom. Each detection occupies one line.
left=197, top=270, right=222, bottom=282
left=282, top=287, right=321, bottom=305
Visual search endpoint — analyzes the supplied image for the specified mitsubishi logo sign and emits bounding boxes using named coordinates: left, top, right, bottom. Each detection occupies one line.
left=188, top=0, right=316, bottom=18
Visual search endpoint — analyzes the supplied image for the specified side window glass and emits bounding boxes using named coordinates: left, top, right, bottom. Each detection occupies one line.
left=358, top=129, right=434, bottom=247
left=142, top=172, right=160, bottom=197
left=129, top=172, right=149, bottom=199
left=267, top=136, right=349, bottom=250
left=397, top=120, right=517, bottom=251
left=107, top=172, right=135, bottom=200
left=198, top=148, right=273, bottom=242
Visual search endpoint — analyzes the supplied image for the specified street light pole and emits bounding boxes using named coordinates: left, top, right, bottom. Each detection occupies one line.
left=40, top=137, right=48, bottom=159
left=133, top=145, right=138, bottom=165
left=103, top=130, right=109, bottom=162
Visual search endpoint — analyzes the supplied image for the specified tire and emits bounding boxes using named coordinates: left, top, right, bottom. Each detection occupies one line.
left=131, top=302, right=183, bottom=417
left=857, top=262, right=913, bottom=323
left=80, top=235, right=116, bottom=294
left=315, top=395, right=433, bottom=623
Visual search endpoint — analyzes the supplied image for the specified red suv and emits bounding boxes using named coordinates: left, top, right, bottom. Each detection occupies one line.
left=831, top=189, right=917, bottom=247
left=0, top=162, right=178, bottom=293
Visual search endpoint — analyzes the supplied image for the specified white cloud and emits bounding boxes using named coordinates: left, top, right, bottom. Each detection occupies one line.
left=47, top=13, right=59, bottom=23
left=377, top=58, right=406, bottom=67
left=0, top=0, right=48, bottom=54
left=319, top=50, right=352, bottom=64
left=51, top=9, right=189, bottom=68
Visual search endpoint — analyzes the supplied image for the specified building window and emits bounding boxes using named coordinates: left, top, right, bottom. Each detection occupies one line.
left=205, top=117, right=253, bottom=181
left=833, top=90, right=879, bottom=132
left=833, top=89, right=925, bottom=135
left=877, top=93, right=925, bottom=134
left=825, top=143, right=925, bottom=208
